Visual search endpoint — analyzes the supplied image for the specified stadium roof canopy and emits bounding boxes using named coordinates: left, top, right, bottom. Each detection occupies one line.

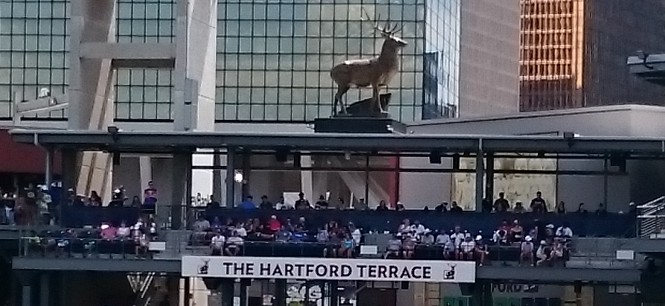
left=9, top=128, right=665, bottom=158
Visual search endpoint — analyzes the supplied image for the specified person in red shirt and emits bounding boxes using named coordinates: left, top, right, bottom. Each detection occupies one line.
left=268, top=215, right=281, bottom=233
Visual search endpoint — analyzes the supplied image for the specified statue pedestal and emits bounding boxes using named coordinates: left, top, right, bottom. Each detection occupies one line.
left=314, top=117, right=406, bottom=134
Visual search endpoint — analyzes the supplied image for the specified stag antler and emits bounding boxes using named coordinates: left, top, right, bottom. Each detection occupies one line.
left=361, top=8, right=401, bottom=35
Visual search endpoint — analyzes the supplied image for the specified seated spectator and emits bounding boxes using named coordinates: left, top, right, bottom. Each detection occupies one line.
left=100, top=222, right=117, bottom=240
left=385, top=234, right=402, bottom=259
left=450, top=201, right=463, bottom=213
left=398, top=219, right=412, bottom=235
left=458, top=234, right=475, bottom=260
left=259, top=195, right=273, bottom=209
left=315, top=195, right=329, bottom=210
left=274, top=225, right=292, bottom=242
left=236, top=222, right=248, bottom=237
left=395, top=202, right=406, bottom=211
left=509, top=220, right=524, bottom=243
left=291, top=227, right=307, bottom=242
left=411, top=220, right=426, bottom=238
left=117, top=221, right=131, bottom=238
left=268, top=215, right=281, bottom=233
left=513, top=201, right=526, bottom=213
left=436, top=230, right=454, bottom=259
left=349, top=222, right=362, bottom=245
left=402, top=234, right=417, bottom=259
left=193, top=215, right=211, bottom=232
left=240, top=196, right=256, bottom=210
left=556, top=222, right=573, bottom=244
left=225, top=231, right=244, bottom=256
left=551, top=241, right=566, bottom=264
left=211, top=216, right=223, bottom=232
left=493, top=228, right=509, bottom=246
left=452, top=226, right=465, bottom=250
left=421, top=230, right=435, bottom=245
left=295, top=192, right=312, bottom=210
left=474, top=235, right=489, bottom=266
left=376, top=200, right=390, bottom=211
left=434, top=202, right=448, bottom=212
left=339, top=233, right=356, bottom=258
left=328, top=232, right=340, bottom=257
left=520, top=236, right=535, bottom=266
left=316, top=227, right=329, bottom=243
left=210, top=232, right=225, bottom=256
left=536, top=240, right=552, bottom=267
left=544, top=224, right=555, bottom=243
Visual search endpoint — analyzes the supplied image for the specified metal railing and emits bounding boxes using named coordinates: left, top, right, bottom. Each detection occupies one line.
left=637, top=196, right=665, bottom=238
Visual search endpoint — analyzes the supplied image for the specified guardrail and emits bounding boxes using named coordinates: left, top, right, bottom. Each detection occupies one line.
left=637, top=196, right=665, bottom=238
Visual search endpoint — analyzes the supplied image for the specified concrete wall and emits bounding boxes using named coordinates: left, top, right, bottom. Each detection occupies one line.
left=459, top=0, right=520, bottom=117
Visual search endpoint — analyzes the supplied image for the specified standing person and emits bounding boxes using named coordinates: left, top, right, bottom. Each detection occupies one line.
left=529, top=191, right=547, bottom=213
left=354, top=199, right=369, bottom=211
left=37, top=186, right=52, bottom=225
left=493, top=192, right=510, bottom=213
left=259, top=195, right=273, bottom=210
left=315, top=195, right=329, bottom=210
left=520, top=236, right=535, bottom=266
left=143, top=180, right=158, bottom=207
left=295, top=192, right=311, bottom=210
left=555, top=201, right=566, bottom=214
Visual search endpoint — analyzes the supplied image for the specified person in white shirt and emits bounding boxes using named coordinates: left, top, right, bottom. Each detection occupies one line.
left=235, top=222, right=248, bottom=237
left=520, top=235, right=535, bottom=266
left=451, top=226, right=465, bottom=250
left=436, top=230, right=454, bottom=259
left=556, top=222, right=573, bottom=239
left=410, top=220, right=426, bottom=238
left=398, top=219, right=412, bottom=235
left=349, top=222, right=362, bottom=245
left=536, top=240, right=551, bottom=267
left=225, top=231, right=244, bottom=256
left=210, top=233, right=226, bottom=256
left=458, top=234, right=475, bottom=260
left=117, top=221, right=131, bottom=238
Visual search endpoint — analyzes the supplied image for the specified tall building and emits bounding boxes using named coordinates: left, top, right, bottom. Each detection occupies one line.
left=458, top=0, right=520, bottom=118
left=519, top=0, right=665, bottom=112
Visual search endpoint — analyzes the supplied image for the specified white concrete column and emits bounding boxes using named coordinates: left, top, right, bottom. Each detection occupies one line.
left=174, top=0, right=217, bottom=132
left=300, top=155, right=313, bottom=201
left=139, top=156, right=153, bottom=192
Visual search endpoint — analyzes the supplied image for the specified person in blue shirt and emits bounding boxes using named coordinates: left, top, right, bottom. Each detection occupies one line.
left=239, top=195, right=256, bottom=210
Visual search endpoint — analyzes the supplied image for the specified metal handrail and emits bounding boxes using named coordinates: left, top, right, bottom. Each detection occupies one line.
left=637, top=196, right=665, bottom=238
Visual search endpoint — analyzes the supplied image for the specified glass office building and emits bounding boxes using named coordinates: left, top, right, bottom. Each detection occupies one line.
left=0, top=0, right=461, bottom=123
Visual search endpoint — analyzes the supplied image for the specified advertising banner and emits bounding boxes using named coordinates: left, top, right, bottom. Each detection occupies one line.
left=182, top=256, right=475, bottom=283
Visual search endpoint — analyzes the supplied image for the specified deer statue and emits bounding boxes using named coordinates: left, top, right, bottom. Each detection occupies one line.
left=330, top=9, right=407, bottom=116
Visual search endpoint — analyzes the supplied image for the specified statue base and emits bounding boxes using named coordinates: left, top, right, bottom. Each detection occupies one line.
left=314, top=117, right=406, bottom=134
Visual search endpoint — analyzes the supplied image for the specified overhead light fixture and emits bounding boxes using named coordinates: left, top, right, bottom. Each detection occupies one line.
left=234, top=170, right=244, bottom=183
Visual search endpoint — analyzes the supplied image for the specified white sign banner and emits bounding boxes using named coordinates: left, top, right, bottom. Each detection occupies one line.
left=181, top=256, right=476, bottom=283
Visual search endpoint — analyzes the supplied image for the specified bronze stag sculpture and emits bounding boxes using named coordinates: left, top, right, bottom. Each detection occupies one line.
left=330, top=9, right=407, bottom=116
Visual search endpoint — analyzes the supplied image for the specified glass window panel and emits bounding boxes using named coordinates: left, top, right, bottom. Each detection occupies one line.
left=264, top=104, right=278, bottom=120
left=250, top=105, right=264, bottom=120
left=224, top=105, right=237, bottom=120
left=266, top=55, right=279, bottom=70
left=266, top=4, right=279, bottom=19
left=253, top=4, right=267, bottom=19
left=237, top=104, right=250, bottom=120
left=115, top=102, right=130, bottom=119
left=239, top=4, right=253, bottom=19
